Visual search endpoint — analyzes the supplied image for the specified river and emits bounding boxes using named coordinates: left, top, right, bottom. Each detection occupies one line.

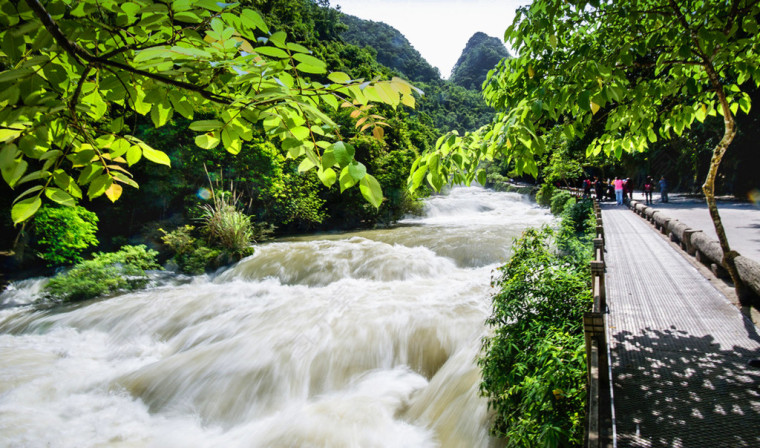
left=0, top=187, right=552, bottom=448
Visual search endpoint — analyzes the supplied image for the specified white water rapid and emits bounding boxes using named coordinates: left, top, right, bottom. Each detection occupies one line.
left=0, top=187, right=552, bottom=448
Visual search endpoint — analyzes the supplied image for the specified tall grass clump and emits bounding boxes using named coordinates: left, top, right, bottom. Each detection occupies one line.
left=200, top=189, right=255, bottom=258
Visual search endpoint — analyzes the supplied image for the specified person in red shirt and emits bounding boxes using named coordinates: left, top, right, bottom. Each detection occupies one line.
left=643, top=176, right=654, bottom=204
left=614, top=177, right=624, bottom=205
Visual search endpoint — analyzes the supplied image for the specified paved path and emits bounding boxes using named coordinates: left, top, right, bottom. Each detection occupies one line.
left=629, top=193, right=760, bottom=262
left=602, top=204, right=760, bottom=447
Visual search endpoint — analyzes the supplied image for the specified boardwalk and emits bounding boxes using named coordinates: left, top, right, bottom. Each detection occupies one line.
left=602, top=205, right=760, bottom=447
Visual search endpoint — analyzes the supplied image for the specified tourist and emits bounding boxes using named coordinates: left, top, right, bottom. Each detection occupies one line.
left=643, top=176, right=654, bottom=205
left=607, top=179, right=615, bottom=202
left=614, top=177, right=624, bottom=205
left=594, top=177, right=603, bottom=201
left=583, top=177, right=592, bottom=198
left=659, top=176, right=669, bottom=203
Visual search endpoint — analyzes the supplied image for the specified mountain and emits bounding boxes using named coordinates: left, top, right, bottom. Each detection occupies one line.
left=339, top=14, right=440, bottom=83
left=450, top=32, right=511, bottom=91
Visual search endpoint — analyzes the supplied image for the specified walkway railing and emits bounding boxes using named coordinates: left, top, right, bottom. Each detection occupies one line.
left=556, top=187, right=615, bottom=446
left=583, top=200, right=613, bottom=447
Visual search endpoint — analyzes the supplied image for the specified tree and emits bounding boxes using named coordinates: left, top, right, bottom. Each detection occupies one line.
left=0, top=0, right=419, bottom=227
left=410, top=0, right=760, bottom=299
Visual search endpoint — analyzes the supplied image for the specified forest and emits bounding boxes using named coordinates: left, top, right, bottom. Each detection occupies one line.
left=3, top=0, right=755, bottom=279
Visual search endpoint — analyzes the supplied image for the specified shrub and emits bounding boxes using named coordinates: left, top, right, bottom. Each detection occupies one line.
left=479, top=225, right=593, bottom=447
left=536, top=183, right=556, bottom=207
left=43, top=245, right=160, bottom=302
left=549, top=190, right=574, bottom=215
left=557, top=199, right=595, bottom=264
left=33, top=206, right=99, bottom=266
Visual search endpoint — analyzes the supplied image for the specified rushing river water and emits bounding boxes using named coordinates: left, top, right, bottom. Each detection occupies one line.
left=0, top=187, right=552, bottom=448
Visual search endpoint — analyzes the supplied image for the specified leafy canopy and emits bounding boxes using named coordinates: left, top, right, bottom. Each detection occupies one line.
left=409, top=0, right=760, bottom=192
left=0, top=0, right=420, bottom=225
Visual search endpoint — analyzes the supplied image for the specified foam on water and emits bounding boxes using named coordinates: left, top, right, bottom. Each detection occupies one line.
left=0, top=187, right=552, bottom=447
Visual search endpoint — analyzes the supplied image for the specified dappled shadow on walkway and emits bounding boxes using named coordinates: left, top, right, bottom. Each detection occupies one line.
left=612, top=327, right=760, bottom=448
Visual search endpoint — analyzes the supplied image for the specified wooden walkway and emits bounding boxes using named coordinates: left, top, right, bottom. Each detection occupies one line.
left=602, top=205, right=760, bottom=447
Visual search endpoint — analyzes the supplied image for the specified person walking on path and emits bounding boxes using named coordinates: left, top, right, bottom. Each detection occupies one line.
left=614, top=177, right=624, bottom=205
left=659, top=176, right=669, bottom=203
left=595, top=177, right=604, bottom=201
left=643, top=176, right=654, bottom=205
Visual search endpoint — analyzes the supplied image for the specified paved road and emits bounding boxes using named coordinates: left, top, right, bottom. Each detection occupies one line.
left=602, top=204, right=760, bottom=447
left=621, top=193, right=760, bottom=262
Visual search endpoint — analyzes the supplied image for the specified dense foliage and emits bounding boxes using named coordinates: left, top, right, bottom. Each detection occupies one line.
left=480, top=197, right=594, bottom=447
left=32, top=205, right=98, bottom=266
left=43, top=245, right=160, bottom=302
left=0, top=0, right=422, bottom=227
left=0, top=0, right=451, bottom=270
left=449, top=32, right=511, bottom=91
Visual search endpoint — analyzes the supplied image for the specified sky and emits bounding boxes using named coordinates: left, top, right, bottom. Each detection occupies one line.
left=334, top=0, right=530, bottom=79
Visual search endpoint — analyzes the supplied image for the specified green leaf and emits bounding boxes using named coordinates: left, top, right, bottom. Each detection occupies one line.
left=11, top=196, right=41, bottom=225
left=141, top=145, right=171, bottom=166
left=195, top=133, right=221, bottom=149
left=241, top=9, right=268, bottom=33
left=45, top=188, right=76, bottom=206
left=255, top=46, right=289, bottom=58
left=0, top=144, right=19, bottom=171
left=168, top=91, right=194, bottom=119
left=347, top=161, right=366, bottom=181
left=339, top=166, right=358, bottom=192
left=150, top=102, right=172, bottom=127
left=298, top=157, right=316, bottom=173
left=328, top=71, right=351, bottom=84
left=189, top=120, right=223, bottom=131
left=321, top=149, right=336, bottom=169
left=296, top=63, right=327, bottom=75
left=331, top=141, right=355, bottom=167
left=293, top=53, right=326, bottom=68
left=87, top=174, right=110, bottom=199
left=0, top=68, right=33, bottom=83
left=221, top=128, right=242, bottom=155
left=269, top=31, right=287, bottom=48
left=126, top=145, right=142, bottom=166
left=359, top=174, right=383, bottom=208
left=317, top=167, right=336, bottom=187
left=477, top=169, right=487, bottom=186
left=2, top=158, right=27, bottom=187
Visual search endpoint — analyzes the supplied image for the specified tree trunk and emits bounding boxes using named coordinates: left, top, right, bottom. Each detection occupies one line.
left=702, top=71, right=745, bottom=302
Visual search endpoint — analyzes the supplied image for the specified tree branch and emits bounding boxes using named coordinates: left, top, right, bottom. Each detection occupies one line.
left=25, top=0, right=232, bottom=105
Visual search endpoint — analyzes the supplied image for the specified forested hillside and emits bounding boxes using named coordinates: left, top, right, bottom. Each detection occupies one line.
left=450, top=32, right=511, bottom=91
left=339, top=14, right=440, bottom=83
left=339, top=16, right=497, bottom=133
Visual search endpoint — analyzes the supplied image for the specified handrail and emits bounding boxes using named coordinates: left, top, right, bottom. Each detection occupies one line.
left=584, top=199, right=613, bottom=447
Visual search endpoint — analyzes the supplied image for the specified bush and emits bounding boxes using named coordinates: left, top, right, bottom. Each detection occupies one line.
left=479, top=224, right=593, bottom=447
left=33, top=206, right=99, bottom=266
left=557, top=199, right=595, bottom=264
left=43, top=245, right=160, bottom=302
left=550, top=190, right=574, bottom=215
left=160, top=226, right=224, bottom=275
left=536, top=183, right=556, bottom=207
